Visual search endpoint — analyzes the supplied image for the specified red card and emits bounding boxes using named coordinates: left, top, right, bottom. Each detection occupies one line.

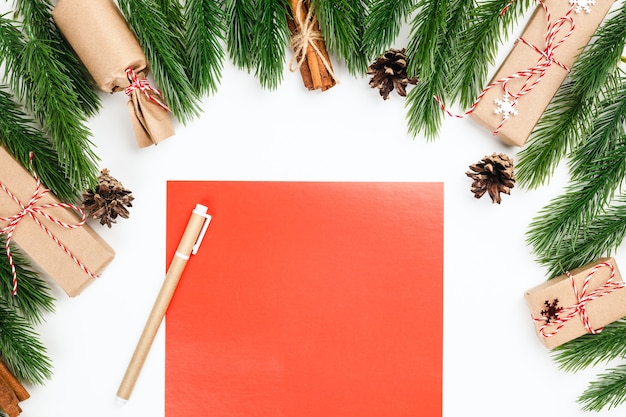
left=165, top=181, right=443, bottom=417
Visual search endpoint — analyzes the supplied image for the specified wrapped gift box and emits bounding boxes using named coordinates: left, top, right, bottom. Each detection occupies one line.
left=524, top=257, right=626, bottom=349
left=0, top=147, right=115, bottom=297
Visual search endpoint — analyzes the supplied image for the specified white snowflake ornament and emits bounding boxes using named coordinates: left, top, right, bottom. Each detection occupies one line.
left=569, top=0, right=595, bottom=13
left=494, top=95, right=518, bottom=120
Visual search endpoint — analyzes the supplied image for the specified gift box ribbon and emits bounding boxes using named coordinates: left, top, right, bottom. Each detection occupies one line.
left=533, top=261, right=625, bottom=338
left=124, top=67, right=171, bottom=112
left=436, top=0, right=576, bottom=134
left=0, top=153, right=99, bottom=295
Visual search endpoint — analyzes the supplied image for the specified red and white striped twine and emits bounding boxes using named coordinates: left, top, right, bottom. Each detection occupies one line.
left=533, top=261, right=625, bottom=338
left=0, top=153, right=99, bottom=296
left=124, top=67, right=171, bottom=112
left=434, top=0, right=575, bottom=134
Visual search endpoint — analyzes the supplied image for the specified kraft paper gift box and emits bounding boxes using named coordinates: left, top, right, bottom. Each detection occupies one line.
left=469, top=0, right=615, bottom=146
left=525, top=257, right=626, bottom=349
left=0, top=147, right=115, bottom=297
left=53, top=0, right=174, bottom=148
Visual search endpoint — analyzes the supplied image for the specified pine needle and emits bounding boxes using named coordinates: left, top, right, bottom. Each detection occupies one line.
left=312, top=0, right=368, bottom=75
left=516, top=3, right=626, bottom=189
left=184, top=0, right=226, bottom=95
left=252, top=0, right=289, bottom=89
left=578, top=364, right=626, bottom=412
left=553, top=320, right=626, bottom=373
left=362, top=0, right=416, bottom=59
left=224, top=0, right=258, bottom=71
left=118, top=0, right=202, bottom=123
left=0, top=302, right=52, bottom=385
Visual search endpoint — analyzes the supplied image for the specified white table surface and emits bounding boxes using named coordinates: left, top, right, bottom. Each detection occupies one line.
left=1, top=1, right=625, bottom=416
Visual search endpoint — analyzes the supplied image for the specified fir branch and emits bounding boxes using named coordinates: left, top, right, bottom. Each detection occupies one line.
left=516, top=3, right=626, bottom=188
left=0, top=302, right=52, bottom=385
left=0, top=86, right=79, bottom=201
left=526, top=80, right=626, bottom=265
left=0, top=16, right=100, bottom=192
left=252, top=0, right=289, bottom=89
left=312, top=0, right=368, bottom=75
left=578, top=364, right=626, bottom=412
left=552, top=320, right=626, bottom=373
left=224, top=0, right=257, bottom=71
left=118, top=0, right=202, bottom=123
left=184, top=0, right=226, bottom=95
left=0, top=238, right=54, bottom=324
left=13, top=0, right=102, bottom=117
left=362, top=0, right=416, bottom=59
left=452, top=0, right=533, bottom=107
left=405, top=0, right=474, bottom=139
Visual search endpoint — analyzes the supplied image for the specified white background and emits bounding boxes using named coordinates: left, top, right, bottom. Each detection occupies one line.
left=1, top=1, right=626, bottom=416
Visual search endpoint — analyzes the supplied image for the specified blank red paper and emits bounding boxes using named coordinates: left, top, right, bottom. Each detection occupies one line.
left=165, top=181, right=443, bottom=417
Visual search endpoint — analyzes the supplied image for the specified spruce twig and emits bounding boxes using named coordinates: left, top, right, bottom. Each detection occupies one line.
left=118, top=0, right=202, bottom=123
left=578, top=364, right=626, bottom=412
left=516, top=3, right=626, bottom=189
left=13, top=0, right=102, bottom=118
left=0, top=301, right=52, bottom=385
left=312, top=0, right=368, bottom=75
left=184, top=0, right=226, bottom=95
left=224, top=0, right=257, bottom=72
left=405, top=0, right=473, bottom=139
left=252, top=0, right=289, bottom=89
left=0, top=15, right=99, bottom=192
left=362, top=0, right=416, bottom=59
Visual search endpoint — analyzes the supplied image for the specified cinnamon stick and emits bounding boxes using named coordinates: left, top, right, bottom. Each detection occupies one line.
left=286, top=13, right=315, bottom=90
left=0, top=378, right=21, bottom=417
left=0, top=360, right=29, bottom=402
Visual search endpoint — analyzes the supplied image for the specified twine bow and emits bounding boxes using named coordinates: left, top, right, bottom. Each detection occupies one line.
left=288, top=0, right=336, bottom=81
left=533, top=261, right=625, bottom=338
left=0, top=153, right=99, bottom=295
left=124, top=68, right=171, bottom=112
left=435, top=0, right=575, bottom=134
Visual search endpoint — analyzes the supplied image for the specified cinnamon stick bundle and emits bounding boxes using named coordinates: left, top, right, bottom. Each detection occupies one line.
left=0, top=360, right=29, bottom=417
left=287, top=0, right=336, bottom=91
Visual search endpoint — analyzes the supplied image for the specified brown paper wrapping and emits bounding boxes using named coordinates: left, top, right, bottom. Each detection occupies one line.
left=469, top=0, right=615, bottom=146
left=525, top=257, right=626, bottom=349
left=52, top=0, right=174, bottom=148
left=0, top=147, right=115, bottom=297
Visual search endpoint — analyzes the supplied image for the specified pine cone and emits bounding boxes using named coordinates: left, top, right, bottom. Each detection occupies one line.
left=466, top=153, right=515, bottom=204
left=367, top=48, right=418, bottom=100
left=82, top=169, right=134, bottom=228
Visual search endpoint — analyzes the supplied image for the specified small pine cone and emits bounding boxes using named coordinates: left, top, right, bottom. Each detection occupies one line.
left=82, top=169, right=134, bottom=228
left=367, top=48, right=418, bottom=100
left=466, top=153, right=515, bottom=204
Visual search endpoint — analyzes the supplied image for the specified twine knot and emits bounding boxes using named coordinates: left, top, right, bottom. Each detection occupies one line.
left=533, top=261, right=625, bottom=338
left=124, top=68, right=171, bottom=112
left=0, top=153, right=98, bottom=295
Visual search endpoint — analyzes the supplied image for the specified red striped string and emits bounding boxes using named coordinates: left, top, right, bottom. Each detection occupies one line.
left=0, top=153, right=99, bottom=296
left=533, top=261, right=625, bottom=338
left=435, top=0, right=575, bottom=134
left=124, top=68, right=171, bottom=112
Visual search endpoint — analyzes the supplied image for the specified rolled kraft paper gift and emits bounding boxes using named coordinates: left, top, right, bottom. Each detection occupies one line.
left=52, top=0, right=174, bottom=148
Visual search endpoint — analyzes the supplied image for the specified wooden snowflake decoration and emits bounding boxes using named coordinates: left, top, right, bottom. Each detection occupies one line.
left=494, top=95, right=518, bottom=120
left=569, top=0, right=595, bottom=13
left=540, top=299, right=563, bottom=324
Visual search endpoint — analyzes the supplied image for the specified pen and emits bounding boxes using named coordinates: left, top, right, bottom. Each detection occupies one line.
left=116, top=203, right=211, bottom=404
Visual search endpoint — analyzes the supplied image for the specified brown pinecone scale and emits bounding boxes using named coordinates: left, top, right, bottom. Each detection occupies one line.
left=367, top=48, right=418, bottom=100
left=82, top=169, right=134, bottom=227
left=466, top=153, right=515, bottom=204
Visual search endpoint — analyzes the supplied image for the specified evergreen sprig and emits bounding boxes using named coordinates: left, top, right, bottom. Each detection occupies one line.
left=578, top=364, right=626, bottom=412
left=516, top=3, right=626, bottom=189
left=405, top=0, right=474, bottom=139
left=312, top=0, right=368, bottom=75
left=184, top=0, right=226, bottom=95
left=0, top=86, right=79, bottom=202
left=0, top=14, right=99, bottom=192
left=118, top=0, right=202, bottom=123
left=224, top=0, right=257, bottom=72
left=252, top=0, right=290, bottom=89
left=13, top=0, right=101, bottom=118
left=527, top=76, right=626, bottom=276
left=0, top=301, right=52, bottom=385
left=362, top=0, right=416, bottom=59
